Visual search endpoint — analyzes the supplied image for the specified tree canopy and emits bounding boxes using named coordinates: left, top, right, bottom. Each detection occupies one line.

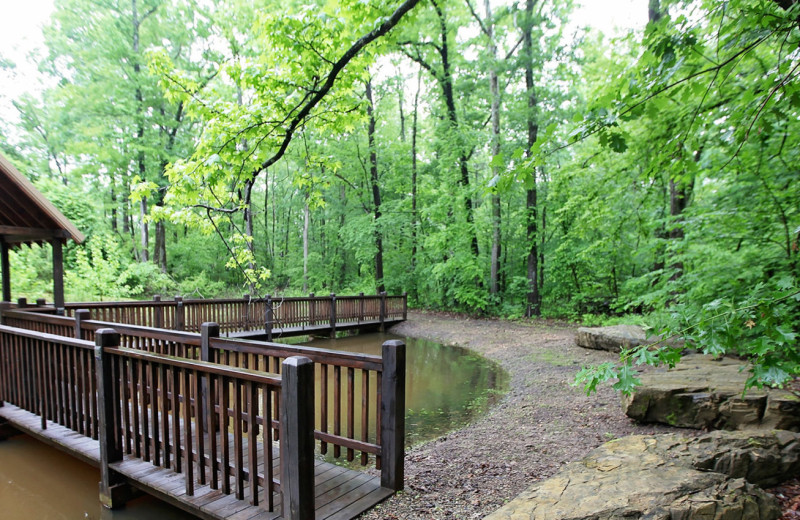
left=1, top=0, right=798, bottom=391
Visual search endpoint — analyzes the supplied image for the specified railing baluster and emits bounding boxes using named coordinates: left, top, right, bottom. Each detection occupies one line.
left=182, top=368, right=194, bottom=496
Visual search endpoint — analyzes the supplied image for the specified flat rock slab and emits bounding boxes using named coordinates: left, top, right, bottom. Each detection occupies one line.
left=485, top=430, right=800, bottom=520
left=622, top=355, right=800, bottom=431
left=575, top=324, right=680, bottom=353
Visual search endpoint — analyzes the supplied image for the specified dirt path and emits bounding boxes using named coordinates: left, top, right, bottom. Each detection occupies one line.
left=358, top=311, right=683, bottom=519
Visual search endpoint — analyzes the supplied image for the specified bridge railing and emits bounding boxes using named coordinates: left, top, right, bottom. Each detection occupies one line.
left=0, top=325, right=98, bottom=439
left=49, top=293, right=407, bottom=335
left=1, top=307, right=406, bottom=486
left=0, top=324, right=313, bottom=515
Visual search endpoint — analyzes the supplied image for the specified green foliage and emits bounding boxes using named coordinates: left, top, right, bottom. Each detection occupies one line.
left=4, top=0, right=799, bottom=396
left=65, top=234, right=140, bottom=301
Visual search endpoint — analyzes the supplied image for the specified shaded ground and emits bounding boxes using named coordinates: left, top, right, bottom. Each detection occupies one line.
left=358, top=311, right=685, bottom=519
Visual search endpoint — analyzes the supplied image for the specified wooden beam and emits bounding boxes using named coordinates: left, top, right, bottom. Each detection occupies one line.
left=0, top=225, right=69, bottom=239
left=1, top=240, right=9, bottom=302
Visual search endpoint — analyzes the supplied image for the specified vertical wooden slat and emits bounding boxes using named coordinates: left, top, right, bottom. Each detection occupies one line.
left=183, top=368, right=194, bottom=496
left=263, top=385, right=273, bottom=512
left=247, top=381, right=258, bottom=506
left=333, top=365, right=341, bottom=459
left=361, top=369, right=369, bottom=465
left=220, top=375, right=230, bottom=495
left=130, top=357, right=141, bottom=458
left=234, top=380, right=244, bottom=500
left=171, top=365, right=181, bottom=473
left=194, top=369, right=206, bottom=486
left=208, top=373, right=219, bottom=490
left=150, top=361, right=160, bottom=466
left=347, top=366, right=354, bottom=462
left=320, top=363, right=328, bottom=455
left=161, top=363, right=171, bottom=469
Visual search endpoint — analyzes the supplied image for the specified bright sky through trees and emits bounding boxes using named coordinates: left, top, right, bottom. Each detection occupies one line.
left=0, top=0, right=646, bottom=126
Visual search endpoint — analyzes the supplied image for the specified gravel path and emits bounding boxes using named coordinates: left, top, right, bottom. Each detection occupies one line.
left=358, top=311, right=683, bottom=519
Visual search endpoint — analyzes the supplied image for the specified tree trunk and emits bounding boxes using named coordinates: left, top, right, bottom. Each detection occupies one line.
left=366, top=78, right=385, bottom=293
left=154, top=220, right=166, bottom=273
left=410, top=68, right=421, bottom=299
left=484, top=0, right=502, bottom=295
left=243, top=178, right=256, bottom=292
left=303, top=197, right=309, bottom=293
left=132, top=0, right=148, bottom=263
left=523, top=0, right=541, bottom=317
left=432, top=0, right=478, bottom=256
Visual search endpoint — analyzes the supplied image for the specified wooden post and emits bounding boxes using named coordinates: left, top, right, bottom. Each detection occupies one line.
left=402, top=292, right=408, bottom=320
left=51, top=239, right=65, bottom=312
left=153, top=295, right=163, bottom=329
left=17, top=297, right=27, bottom=309
left=174, top=296, right=185, bottom=331
left=74, top=309, right=90, bottom=340
left=201, top=323, right=219, bottom=433
left=380, top=340, right=406, bottom=491
left=0, top=301, right=11, bottom=325
left=242, top=294, right=250, bottom=332
left=265, top=295, right=273, bottom=342
left=329, top=293, right=336, bottom=339
left=308, top=293, right=315, bottom=327
left=95, top=329, right=130, bottom=509
left=359, top=292, right=364, bottom=324
left=36, top=298, right=47, bottom=307
left=280, top=356, right=315, bottom=520
left=379, top=291, right=387, bottom=332
left=0, top=240, right=10, bottom=303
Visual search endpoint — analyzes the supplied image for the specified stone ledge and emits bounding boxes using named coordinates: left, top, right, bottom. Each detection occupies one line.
left=485, top=430, right=799, bottom=520
left=622, top=355, right=800, bottom=431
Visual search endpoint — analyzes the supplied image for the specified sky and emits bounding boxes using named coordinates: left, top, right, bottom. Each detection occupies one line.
left=0, top=0, right=648, bottom=128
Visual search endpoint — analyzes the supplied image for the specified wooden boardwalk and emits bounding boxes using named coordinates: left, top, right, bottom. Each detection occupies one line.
left=227, top=318, right=405, bottom=340
left=0, top=403, right=392, bottom=520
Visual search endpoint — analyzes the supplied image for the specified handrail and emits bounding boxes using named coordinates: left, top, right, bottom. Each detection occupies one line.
left=52, top=293, right=408, bottom=336
left=1, top=307, right=404, bottom=478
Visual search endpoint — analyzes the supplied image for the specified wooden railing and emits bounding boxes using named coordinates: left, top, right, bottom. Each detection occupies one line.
left=0, top=325, right=98, bottom=439
left=96, top=330, right=282, bottom=509
left=1, top=307, right=406, bottom=483
left=0, top=324, right=322, bottom=516
left=48, top=293, right=408, bottom=335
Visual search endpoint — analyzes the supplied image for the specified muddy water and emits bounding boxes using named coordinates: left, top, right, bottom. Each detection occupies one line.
left=0, top=332, right=506, bottom=518
left=0, top=434, right=194, bottom=519
left=304, top=332, right=508, bottom=447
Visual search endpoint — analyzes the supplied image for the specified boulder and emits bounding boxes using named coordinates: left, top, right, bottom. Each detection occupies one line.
left=485, top=430, right=800, bottom=520
left=622, top=355, right=800, bottom=431
left=575, top=324, right=680, bottom=353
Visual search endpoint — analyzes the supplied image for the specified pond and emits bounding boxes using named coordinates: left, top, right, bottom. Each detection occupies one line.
left=303, top=332, right=508, bottom=447
left=0, top=332, right=507, bottom=519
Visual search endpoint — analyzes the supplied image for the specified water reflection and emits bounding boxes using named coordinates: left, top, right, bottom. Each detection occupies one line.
left=0, top=434, right=193, bottom=520
left=303, top=332, right=508, bottom=447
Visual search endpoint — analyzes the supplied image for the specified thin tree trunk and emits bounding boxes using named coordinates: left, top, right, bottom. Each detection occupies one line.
left=366, top=78, right=385, bottom=293
left=524, top=0, right=541, bottom=317
left=433, top=0, right=478, bottom=256
left=483, top=0, right=502, bottom=295
left=410, top=68, right=421, bottom=299
left=303, top=197, right=309, bottom=293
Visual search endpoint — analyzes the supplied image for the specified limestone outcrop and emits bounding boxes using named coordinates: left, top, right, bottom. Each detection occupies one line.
left=575, top=324, right=680, bottom=353
left=485, top=430, right=800, bottom=520
left=622, top=355, right=800, bottom=431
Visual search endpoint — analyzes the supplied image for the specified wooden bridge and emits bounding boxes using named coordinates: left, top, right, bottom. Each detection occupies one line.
left=0, top=296, right=407, bottom=520
left=42, top=292, right=407, bottom=341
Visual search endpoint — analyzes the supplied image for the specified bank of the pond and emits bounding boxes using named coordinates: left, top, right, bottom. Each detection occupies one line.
left=358, top=310, right=685, bottom=520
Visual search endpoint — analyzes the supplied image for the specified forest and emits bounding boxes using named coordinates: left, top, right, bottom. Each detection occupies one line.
left=1, top=0, right=798, bottom=389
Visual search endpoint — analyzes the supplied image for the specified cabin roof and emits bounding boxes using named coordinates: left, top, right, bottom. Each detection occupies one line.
left=0, top=152, right=86, bottom=247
